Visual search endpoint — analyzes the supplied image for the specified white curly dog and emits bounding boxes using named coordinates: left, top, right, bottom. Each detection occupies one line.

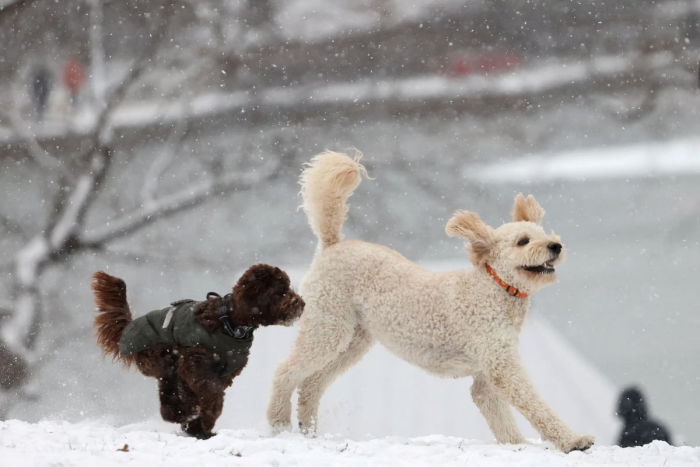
left=267, top=151, right=595, bottom=453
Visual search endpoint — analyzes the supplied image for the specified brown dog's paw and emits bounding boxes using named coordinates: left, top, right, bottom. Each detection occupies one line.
left=182, top=419, right=216, bottom=440
left=558, top=434, right=595, bottom=453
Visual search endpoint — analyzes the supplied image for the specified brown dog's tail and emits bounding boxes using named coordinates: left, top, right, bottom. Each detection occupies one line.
left=91, top=271, right=134, bottom=367
left=299, top=150, right=369, bottom=249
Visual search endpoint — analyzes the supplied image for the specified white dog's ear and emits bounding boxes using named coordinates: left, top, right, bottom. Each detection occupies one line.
left=511, top=193, right=545, bottom=224
left=445, top=211, right=496, bottom=266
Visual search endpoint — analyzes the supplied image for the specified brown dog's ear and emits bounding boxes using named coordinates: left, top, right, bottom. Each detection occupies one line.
left=445, top=210, right=496, bottom=266
left=511, top=193, right=545, bottom=224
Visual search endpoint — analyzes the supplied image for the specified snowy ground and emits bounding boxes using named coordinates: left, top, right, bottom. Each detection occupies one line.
left=1, top=420, right=697, bottom=467
left=467, top=138, right=700, bottom=182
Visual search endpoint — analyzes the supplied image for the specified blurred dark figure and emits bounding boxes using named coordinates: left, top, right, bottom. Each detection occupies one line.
left=617, top=386, right=672, bottom=447
left=62, top=58, right=85, bottom=108
left=32, top=67, right=52, bottom=120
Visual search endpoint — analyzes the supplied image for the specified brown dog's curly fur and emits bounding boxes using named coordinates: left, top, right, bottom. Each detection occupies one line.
left=92, top=272, right=135, bottom=367
left=92, top=264, right=304, bottom=439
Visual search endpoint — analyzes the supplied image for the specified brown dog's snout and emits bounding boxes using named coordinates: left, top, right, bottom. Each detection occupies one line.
left=286, top=292, right=305, bottom=315
left=290, top=293, right=305, bottom=310
left=276, top=290, right=304, bottom=314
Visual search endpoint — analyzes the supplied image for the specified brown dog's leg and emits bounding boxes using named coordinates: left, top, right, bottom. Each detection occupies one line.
left=160, top=375, right=199, bottom=425
left=182, top=418, right=211, bottom=439
left=159, top=374, right=183, bottom=423
left=135, top=346, right=202, bottom=429
left=179, top=392, right=224, bottom=440
left=135, top=347, right=197, bottom=426
left=177, top=348, right=231, bottom=439
left=189, top=391, right=224, bottom=438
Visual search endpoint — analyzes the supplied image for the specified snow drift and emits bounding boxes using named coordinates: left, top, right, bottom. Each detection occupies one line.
left=0, top=420, right=696, bottom=467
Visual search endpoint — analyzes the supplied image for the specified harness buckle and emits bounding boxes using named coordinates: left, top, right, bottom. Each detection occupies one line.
left=208, top=291, right=254, bottom=339
left=233, top=326, right=252, bottom=339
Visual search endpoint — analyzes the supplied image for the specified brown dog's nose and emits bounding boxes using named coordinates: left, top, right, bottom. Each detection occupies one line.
left=547, top=242, right=562, bottom=255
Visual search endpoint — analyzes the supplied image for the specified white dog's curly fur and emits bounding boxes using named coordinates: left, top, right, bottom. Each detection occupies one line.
left=267, top=151, right=595, bottom=453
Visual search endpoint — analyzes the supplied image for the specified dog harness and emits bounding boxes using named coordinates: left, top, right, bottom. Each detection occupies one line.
left=118, top=294, right=254, bottom=376
left=485, top=264, right=529, bottom=298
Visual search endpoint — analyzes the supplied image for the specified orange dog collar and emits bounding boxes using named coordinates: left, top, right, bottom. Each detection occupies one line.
left=485, top=264, right=529, bottom=298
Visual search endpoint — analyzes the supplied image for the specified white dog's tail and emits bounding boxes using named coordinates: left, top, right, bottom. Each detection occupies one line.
left=300, top=150, right=368, bottom=249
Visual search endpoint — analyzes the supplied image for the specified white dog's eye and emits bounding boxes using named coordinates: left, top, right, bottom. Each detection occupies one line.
left=517, top=237, right=530, bottom=246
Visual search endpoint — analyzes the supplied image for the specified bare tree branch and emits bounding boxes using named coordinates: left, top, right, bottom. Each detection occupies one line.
left=0, top=0, right=291, bottom=415
left=141, top=119, right=190, bottom=206
left=88, top=0, right=107, bottom=104
left=81, top=1, right=178, bottom=154
left=101, top=247, right=216, bottom=270
left=141, top=151, right=176, bottom=208
left=1, top=0, right=179, bottom=367
left=40, top=2, right=181, bottom=250
left=47, top=3, right=180, bottom=242
left=82, top=153, right=292, bottom=246
left=0, top=110, right=72, bottom=178
left=44, top=175, right=73, bottom=237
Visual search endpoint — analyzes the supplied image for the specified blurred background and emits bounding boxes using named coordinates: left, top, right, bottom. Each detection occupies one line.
left=0, top=0, right=698, bottom=447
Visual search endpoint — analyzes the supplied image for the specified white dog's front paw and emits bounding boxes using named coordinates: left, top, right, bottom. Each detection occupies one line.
left=269, top=422, right=292, bottom=435
left=298, top=420, right=318, bottom=437
left=557, top=434, right=595, bottom=453
left=503, top=435, right=529, bottom=446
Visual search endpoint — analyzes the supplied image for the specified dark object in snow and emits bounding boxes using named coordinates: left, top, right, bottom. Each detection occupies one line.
left=0, top=344, right=29, bottom=390
left=32, top=67, right=52, bottom=120
left=32, top=67, right=53, bottom=120
left=616, top=386, right=672, bottom=448
left=91, top=265, right=304, bottom=440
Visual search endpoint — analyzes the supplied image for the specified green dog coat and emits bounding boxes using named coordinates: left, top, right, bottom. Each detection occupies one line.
left=118, top=299, right=254, bottom=376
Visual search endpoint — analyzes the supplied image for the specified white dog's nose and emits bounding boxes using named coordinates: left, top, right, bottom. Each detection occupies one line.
left=547, top=242, right=562, bottom=255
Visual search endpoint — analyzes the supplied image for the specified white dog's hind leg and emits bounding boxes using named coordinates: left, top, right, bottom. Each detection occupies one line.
left=471, top=373, right=527, bottom=445
left=486, top=356, right=595, bottom=453
left=297, top=326, right=374, bottom=434
left=267, top=312, right=357, bottom=432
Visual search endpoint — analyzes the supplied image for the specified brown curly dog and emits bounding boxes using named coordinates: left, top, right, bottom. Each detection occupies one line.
left=92, top=264, right=304, bottom=439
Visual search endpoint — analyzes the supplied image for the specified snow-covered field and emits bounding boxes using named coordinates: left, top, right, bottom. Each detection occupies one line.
left=468, top=138, right=700, bottom=182
left=1, top=420, right=697, bottom=467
